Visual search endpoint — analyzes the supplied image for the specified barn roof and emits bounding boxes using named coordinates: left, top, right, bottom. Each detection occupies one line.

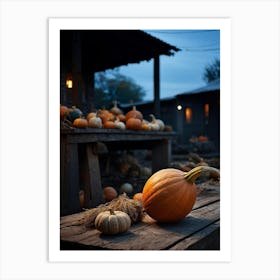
left=177, top=78, right=220, bottom=96
left=60, top=30, right=180, bottom=73
left=120, top=79, right=220, bottom=108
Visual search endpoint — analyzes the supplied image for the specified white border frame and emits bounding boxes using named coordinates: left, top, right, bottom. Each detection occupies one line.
left=49, top=18, right=231, bottom=262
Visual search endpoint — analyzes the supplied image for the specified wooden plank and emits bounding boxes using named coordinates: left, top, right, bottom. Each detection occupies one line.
left=60, top=188, right=219, bottom=227
left=86, top=143, right=104, bottom=207
left=60, top=225, right=88, bottom=238
left=61, top=142, right=81, bottom=215
left=61, top=128, right=176, bottom=137
left=61, top=129, right=176, bottom=143
left=60, top=187, right=220, bottom=225
left=152, top=139, right=171, bottom=172
left=194, top=185, right=220, bottom=209
left=71, top=31, right=82, bottom=108
left=65, top=132, right=175, bottom=144
left=153, top=54, right=160, bottom=118
left=60, top=200, right=219, bottom=250
left=168, top=221, right=220, bottom=250
left=60, top=137, right=67, bottom=215
left=60, top=212, right=85, bottom=227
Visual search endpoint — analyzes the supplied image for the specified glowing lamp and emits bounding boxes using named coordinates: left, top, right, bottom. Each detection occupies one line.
left=66, top=78, right=73, bottom=89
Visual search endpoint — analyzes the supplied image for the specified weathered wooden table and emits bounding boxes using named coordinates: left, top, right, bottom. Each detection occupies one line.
left=60, top=184, right=220, bottom=250
left=60, top=128, right=176, bottom=215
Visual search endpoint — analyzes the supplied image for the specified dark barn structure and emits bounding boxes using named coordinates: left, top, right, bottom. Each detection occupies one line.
left=60, top=29, right=180, bottom=215
left=121, top=79, right=220, bottom=154
left=60, top=30, right=179, bottom=115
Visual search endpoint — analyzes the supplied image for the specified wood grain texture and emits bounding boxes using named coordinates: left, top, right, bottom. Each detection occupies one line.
left=60, top=187, right=220, bottom=250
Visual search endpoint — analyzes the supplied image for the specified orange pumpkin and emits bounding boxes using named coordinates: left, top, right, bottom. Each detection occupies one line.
left=99, top=109, right=115, bottom=124
left=133, top=192, right=143, bottom=202
left=79, top=190, right=85, bottom=208
left=103, top=120, right=116, bottom=129
left=116, top=113, right=126, bottom=122
left=60, top=105, right=70, bottom=119
left=142, top=166, right=220, bottom=223
left=73, top=118, right=88, bottom=128
left=126, top=117, right=142, bottom=130
left=197, top=135, right=209, bottom=142
left=103, top=186, right=118, bottom=202
left=86, top=112, right=97, bottom=120
left=125, top=106, right=143, bottom=121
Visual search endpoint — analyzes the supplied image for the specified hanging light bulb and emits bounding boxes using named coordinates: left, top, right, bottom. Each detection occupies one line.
left=66, top=74, right=73, bottom=89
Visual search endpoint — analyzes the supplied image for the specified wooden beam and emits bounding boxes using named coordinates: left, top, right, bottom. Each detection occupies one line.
left=153, top=55, right=160, bottom=118
left=72, top=31, right=82, bottom=108
left=60, top=139, right=81, bottom=215
left=84, top=72, right=95, bottom=113
left=85, top=143, right=104, bottom=208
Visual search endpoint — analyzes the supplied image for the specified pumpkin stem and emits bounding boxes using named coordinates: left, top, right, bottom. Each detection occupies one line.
left=109, top=209, right=115, bottom=215
left=184, top=166, right=220, bottom=184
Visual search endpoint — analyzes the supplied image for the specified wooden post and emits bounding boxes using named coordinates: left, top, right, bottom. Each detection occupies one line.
left=153, top=55, right=160, bottom=118
left=91, top=72, right=95, bottom=111
left=86, top=143, right=104, bottom=207
left=84, top=72, right=95, bottom=113
left=72, top=31, right=82, bottom=108
left=60, top=139, right=80, bottom=215
left=152, top=139, right=171, bottom=172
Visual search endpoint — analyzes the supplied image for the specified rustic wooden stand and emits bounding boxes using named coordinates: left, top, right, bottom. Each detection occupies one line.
left=60, top=185, right=220, bottom=250
left=60, top=128, right=176, bottom=216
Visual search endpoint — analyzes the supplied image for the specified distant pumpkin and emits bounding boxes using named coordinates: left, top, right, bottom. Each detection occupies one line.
left=133, top=192, right=143, bottom=202
left=110, top=101, right=123, bottom=115
left=103, top=186, right=118, bottom=202
left=66, top=106, right=83, bottom=122
left=60, top=105, right=70, bottom=119
left=120, top=183, right=133, bottom=194
left=126, top=117, right=142, bottom=130
left=86, top=112, right=97, bottom=120
left=103, top=120, right=116, bottom=129
left=73, top=118, right=88, bottom=128
left=125, top=106, right=143, bottom=121
left=99, top=109, right=115, bottom=124
left=88, top=116, right=102, bottom=128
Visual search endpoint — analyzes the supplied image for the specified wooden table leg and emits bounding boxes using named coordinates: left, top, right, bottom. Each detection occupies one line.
left=60, top=141, right=80, bottom=215
left=152, top=139, right=171, bottom=172
left=84, top=143, right=104, bottom=208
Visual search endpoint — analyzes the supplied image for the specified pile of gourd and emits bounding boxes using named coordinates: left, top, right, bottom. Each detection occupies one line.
left=60, top=102, right=168, bottom=131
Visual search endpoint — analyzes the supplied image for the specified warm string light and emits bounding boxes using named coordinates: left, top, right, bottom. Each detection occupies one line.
left=66, top=74, right=73, bottom=88
left=66, top=79, right=73, bottom=89
left=185, top=107, right=192, bottom=123
left=204, top=103, right=209, bottom=118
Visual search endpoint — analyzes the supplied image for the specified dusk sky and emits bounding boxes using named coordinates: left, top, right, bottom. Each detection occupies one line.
left=117, top=29, right=220, bottom=101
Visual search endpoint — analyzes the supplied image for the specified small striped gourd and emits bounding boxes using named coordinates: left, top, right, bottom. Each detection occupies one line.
left=95, top=210, right=131, bottom=235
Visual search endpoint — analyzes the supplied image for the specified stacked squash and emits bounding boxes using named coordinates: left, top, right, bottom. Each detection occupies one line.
left=60, top=103, right=168, bottom=131
left=61, top=106, right=88, bottom=128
